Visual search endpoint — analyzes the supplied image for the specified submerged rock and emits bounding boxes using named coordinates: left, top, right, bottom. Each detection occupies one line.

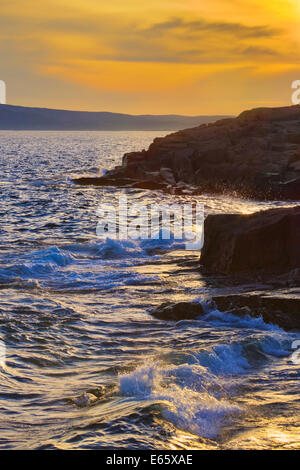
left=200, top=206, right=300, bottom=275
left=71, top=384, right=117, bottom=408
left=74, top=105, right=300, bottom=200
left=150, top=301, right=205, bottom=321
left=73, top=392, right=99, bottom=408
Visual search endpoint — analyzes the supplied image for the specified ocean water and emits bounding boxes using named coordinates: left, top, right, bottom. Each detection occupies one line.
left=0, top=130, right=299, bottom=450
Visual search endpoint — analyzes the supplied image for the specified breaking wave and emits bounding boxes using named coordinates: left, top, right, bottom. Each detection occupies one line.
left=118, top=307, right=298, bottom=439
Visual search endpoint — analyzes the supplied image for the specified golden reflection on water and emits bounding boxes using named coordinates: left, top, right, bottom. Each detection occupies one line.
left=225, top=425, right=300, bottom=450
left=154, top=417, right=219, bottom=450
left=161, top=421, right=300, bottom=450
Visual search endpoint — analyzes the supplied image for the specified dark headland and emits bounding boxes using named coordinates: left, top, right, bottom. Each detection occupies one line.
left=0, top=104, right=230, bottom=131
left=74, top=104, right=300, bottom=200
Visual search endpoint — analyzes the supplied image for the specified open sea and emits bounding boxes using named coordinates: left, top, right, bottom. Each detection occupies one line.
left=0, top=130, right=299, bottom=450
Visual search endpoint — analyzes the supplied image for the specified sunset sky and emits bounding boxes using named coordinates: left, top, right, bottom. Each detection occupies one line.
left=1, top=0, right=300, bottom=114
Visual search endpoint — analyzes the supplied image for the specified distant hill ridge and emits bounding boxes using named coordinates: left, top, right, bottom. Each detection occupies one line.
left=0, top=104, right=231, bottom=131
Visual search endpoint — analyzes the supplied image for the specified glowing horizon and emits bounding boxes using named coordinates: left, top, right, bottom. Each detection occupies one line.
left=0, top=0, right=300, bottom=115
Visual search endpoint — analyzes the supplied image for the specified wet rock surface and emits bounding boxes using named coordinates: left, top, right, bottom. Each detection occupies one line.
left=74, top=105, right=300, bottom=200
left=213, top=289, right=300, bottom=330
left=151, top=290, right=300, bottom=330
left=198, top=205, right=300, bottom=330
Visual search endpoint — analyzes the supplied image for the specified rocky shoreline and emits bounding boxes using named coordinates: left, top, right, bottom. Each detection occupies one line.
left=152, top=206, right=300, bottom=330
left=151, top=287, right=300, bottom=330
left=74, top=104, right=300, bottom=329
left=74, top=104, right=300, bottom=200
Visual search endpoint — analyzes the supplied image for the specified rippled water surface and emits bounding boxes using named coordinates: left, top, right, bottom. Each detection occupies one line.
left=0, top=131, right=299, bottom=450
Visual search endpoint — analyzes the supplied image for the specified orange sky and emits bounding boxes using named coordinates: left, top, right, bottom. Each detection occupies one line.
left=0, top=0, right=300, bottom=114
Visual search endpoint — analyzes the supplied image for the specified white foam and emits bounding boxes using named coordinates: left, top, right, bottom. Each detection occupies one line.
left=202, top=307, right=281, bottom=332
left=30, top=246, right=75, bottom=266
left=194, top=344, right=251, bottom=375
left=66, top=229, right=186, bottom=260
left=91, top=238, right=145, bottom=259
left=119, top=361, right=241, bottom=439
left=140, top=228, right=185, bottom=251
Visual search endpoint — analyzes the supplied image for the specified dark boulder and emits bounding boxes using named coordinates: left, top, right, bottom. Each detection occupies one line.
left=200, top=206, right=300, bottom=275
left=150, top=302, right=204, bottom=321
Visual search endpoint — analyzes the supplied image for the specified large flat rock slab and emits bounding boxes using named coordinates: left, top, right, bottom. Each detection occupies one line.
left=200, top=206, right=300, bottom=275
